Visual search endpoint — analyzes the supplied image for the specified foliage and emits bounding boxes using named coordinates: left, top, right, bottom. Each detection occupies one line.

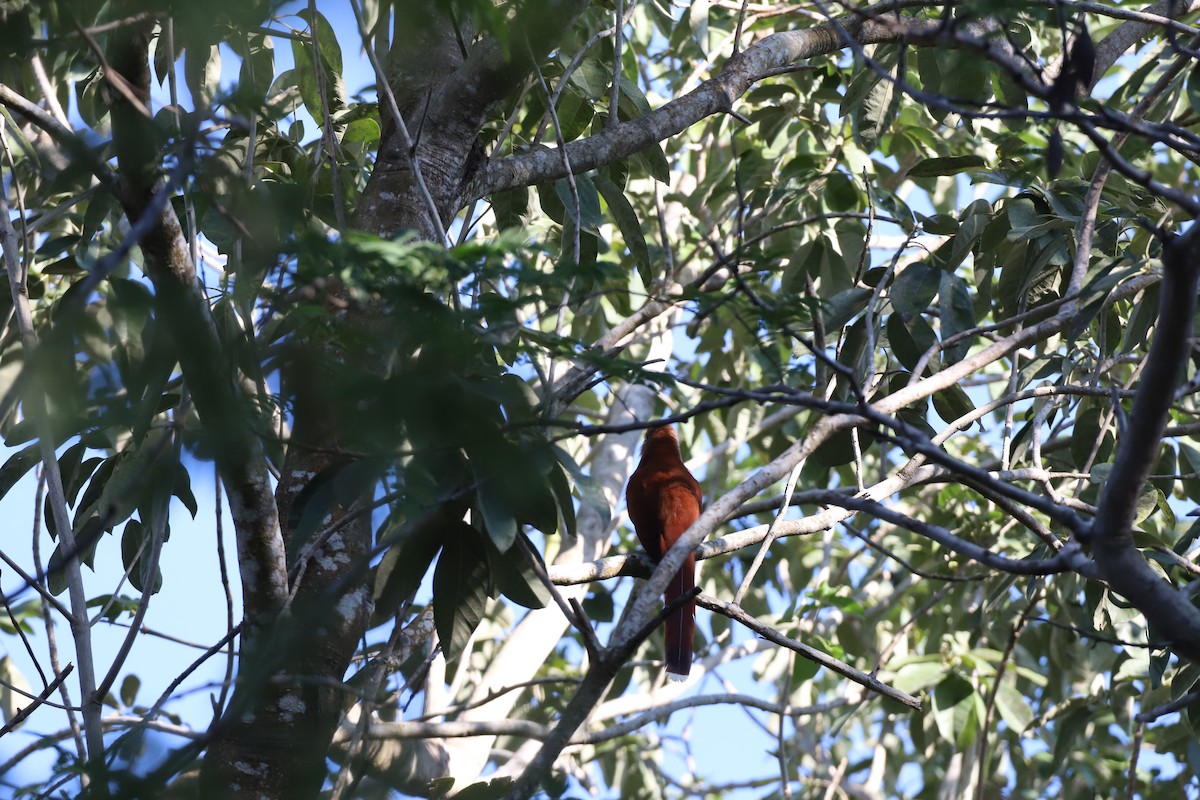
left=0, top=1, right=1198, bottom=799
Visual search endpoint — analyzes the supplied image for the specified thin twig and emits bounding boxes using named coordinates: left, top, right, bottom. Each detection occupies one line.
left=698, top=593, right=921, bottom=709
left=0, top=119, right=105, bottom=765
left=0, top=665, right=74, bottom=737
left=1135, top=688, right=1200, bottom=724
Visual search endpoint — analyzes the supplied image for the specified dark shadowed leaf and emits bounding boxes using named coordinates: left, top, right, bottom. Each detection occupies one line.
left=0, top=443, right=40, bottom=501
left=433, top=524, right=491, bottom=661
left=908, top=155, right=986, bottom=178
left=489, top=531, right=550, bottom=610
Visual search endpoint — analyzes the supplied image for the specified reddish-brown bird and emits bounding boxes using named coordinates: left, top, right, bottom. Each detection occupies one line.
left=626, top=424, right=702, bottom=678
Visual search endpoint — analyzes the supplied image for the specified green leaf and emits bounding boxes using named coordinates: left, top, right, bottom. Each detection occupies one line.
left=926, top=381, right=974, bottom=424
left=1006, top=196, right=1040, bottom=231
left=373, top=507, right=450, bottom=615
left=433, top=525, right=490, bottom=661
left=916, top=47, right=943, bottom=119
left=185, top=44, right=221, bottom=108
left=553, top=90, right=594, bottom=141
left=72, top=455, right=119, bottom=534
left=119, top=674, right=141, bottom=707
left=1187, top=63, right=1200, bottom=114
left=454, top=777, right=514, bottom=800
left=847, top=46, right=902, bottom=151
left=475, top=479, right=518, bottom=553
left=938, top=47, right=991, bottom=112
left=489, top=531, right=550, bottom=610
left=1089, top=463, right=1113, bottom=484
left=938, top=272, right=976, bottom=364
left=792, top=654, right=820, bottom=685
left=917, top=213, right=959, bottom=236
left=554, top=446, right=610, bottom=528
left=0, top=443, right=40, bottom=501
left=1135, top=487, right=1162, bottom=525
left=76, top=66, right=108, bottom=127
left=595, top=172, right=650, bottom=279
left=932, top=675, right=977, bottom=747
left=824, top=172, right=858, bottom=212
left=172, top=462, right=198, bottom=519
left=582, top=583, right=614, bottom=623
left=547, top=463, right=577, bottom=538
left=290, top=10, right=346, bottom=120
left=615, top=75, right=651, bottom=119
left=565, top=57, right=608, bottom=98
left=887, top=312, right=937, bottom=371
left=46, top=544, right=67, bottom=596
left=1071, top=405, right=1111, bottom=467
left=891, top=659, right=946, bottom=694
left=891, top=263, right=940, bottom=315
left=842, top=45, right=893, bottom=115
left=553, top=175, right=602, bottom=235
left=688, top=0, right=710, bottom=47
left=342, top=116, right=381, bottom=155
left=299, top=8, right=343, bottom=75
left=86, top=593, right=139, bottom=623
left=908, top=155, right=986, bottom=178
left=1050, top=706, right=1090, bottom=773
left=940, top=200, right=991, bottom=272
left=809, top=427, right=874, bottom=468
left=491, top=186, right=529, bottom=230
left=630, top=141, right=670, bottom=183
left=823, top=287, right=871, bottom=330
left=994, top=676, right=1033, bottom=733
left=152, top=32, right=174, bottom=86
left=236, top=32, right=275, bottom=102
left=121, top=519, right=162, bottom=594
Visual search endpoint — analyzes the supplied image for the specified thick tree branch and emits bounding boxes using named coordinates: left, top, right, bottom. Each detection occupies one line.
left=105, top=25, right=287, bottom=625
left=470, top=11, right=918, bottom=200
left=1088, top=0, right=1200, bottom=84
left=436, top=0, right=593, bottom=138
left=361, top=692, right=843, bottom=745
left=1091, top=225, right=1200, bottom=662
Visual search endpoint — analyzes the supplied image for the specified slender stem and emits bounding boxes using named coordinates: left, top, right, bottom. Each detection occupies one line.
left=0, top=124, right=105, bottom=770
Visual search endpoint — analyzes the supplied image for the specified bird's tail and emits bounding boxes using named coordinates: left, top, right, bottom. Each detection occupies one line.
left=663, top=552, right=696, bottom=679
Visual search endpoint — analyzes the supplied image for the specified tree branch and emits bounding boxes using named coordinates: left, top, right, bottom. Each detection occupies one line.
left=1091, top=224, right=1200, bottom=662
left=363, top=692, right=846, bottom=745
left=0, top=664, right=73, bottom=738
left=105, top=25, right=288, bottom=624
left=470, top=9, right=915, bottom=200
left=698, top=594, right=921, bottom=708
left=0, top=127, right=105, bottom=767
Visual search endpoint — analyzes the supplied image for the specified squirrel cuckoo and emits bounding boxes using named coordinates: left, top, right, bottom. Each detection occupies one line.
left=626, top=424, right=702, bottom=679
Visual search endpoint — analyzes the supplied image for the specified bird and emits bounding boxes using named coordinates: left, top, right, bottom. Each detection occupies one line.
left=625, top=423, right=703, bottom=679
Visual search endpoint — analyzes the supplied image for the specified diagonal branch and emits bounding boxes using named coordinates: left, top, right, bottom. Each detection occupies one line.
left=0, top=664, right=74, bottom=738
left=469, top=8, right=921, bottom=200
left=807, top=492, right=1083, bottom=576
left=698, top=594, right=921, bottom=708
